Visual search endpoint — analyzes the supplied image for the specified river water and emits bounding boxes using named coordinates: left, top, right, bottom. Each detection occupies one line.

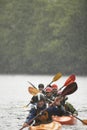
left=0, top=75, right=87, bottom=130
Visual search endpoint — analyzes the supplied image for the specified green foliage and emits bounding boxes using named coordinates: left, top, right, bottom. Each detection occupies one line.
left=0, top=0, right=87, bottom=75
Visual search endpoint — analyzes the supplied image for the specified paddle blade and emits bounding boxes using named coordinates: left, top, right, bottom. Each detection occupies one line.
left=49, top=72, right=62, bottom=85
left=82, top=120, right=87, bottom=125
left=61, top=82, right=78, bottom=96
left=27, top=81, right=37, bottom=89
left=63, top=74, right=76, bottom=86
left=28, top=87, right=39, bottom=96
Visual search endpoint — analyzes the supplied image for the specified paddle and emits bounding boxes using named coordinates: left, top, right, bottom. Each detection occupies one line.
left=28, top=72, right=62, bottom=95
left=67, top=111, right=87, bottom=125
left=28, top=86, right=40, bottom=96
left=27, top=81, right=37, bottom=89
left=73, top=115, right=87, bottom=125
left=58, top=74, right=76, bottom=91
left=20, top=82, right=77, bottom=130
left=74, top=116, right=87, bottom=125
left=60, top=82, right=77, bottom=96
left=23, top=103, right=31, bottom=108
left=48, top=72, right=62, bottom=85
left=28, top=75, right=76, bottom=96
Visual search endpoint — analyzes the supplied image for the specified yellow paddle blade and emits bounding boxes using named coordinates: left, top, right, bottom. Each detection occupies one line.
left=52, top=72, right=62, bottom=81
left=28, top=87, right=40, bottom=96
left=82, top=120, right=87, bottom=125
left=49, top=72, right=62, bottom=85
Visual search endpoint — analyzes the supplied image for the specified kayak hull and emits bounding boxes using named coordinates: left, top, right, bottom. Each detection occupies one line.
left=29, top=121, right=62, bottom=130
left=52, top=115, right=77, bottom=125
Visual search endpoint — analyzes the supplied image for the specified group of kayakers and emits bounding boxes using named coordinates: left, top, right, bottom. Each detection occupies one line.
left=20, top=82, right=78, bottom=130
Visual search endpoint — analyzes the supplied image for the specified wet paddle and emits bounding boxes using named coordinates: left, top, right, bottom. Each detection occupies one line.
left=28, top=72, right=62, bottom=95
left=20, top=82, right=78, bottom=130
left=27, top=72, right=62, bottom=90
left=48, top=72, right=62, bottom=85
left=73, top=115, right=87, bottom=125
left=67, top=111, right=87, bottom=125
left=28, top=86, right=40, bottom=96
left=23, top=103, right=30, bottom=108
left=61, top=82, right=77, bottom=96
left=58, top=74, right=76, bottom=91
left=28, top=82, right=78, bottom=97
left=27, top=81, right=37, bottom=89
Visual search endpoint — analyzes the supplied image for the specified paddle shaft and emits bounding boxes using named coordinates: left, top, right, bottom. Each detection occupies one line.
left=28, top=81, right=37, bottom=89
left=68, top=111, right=87, bottom=125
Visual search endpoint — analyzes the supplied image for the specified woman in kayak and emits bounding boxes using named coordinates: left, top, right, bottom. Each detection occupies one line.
left=20, top=93, right=69, bottom=130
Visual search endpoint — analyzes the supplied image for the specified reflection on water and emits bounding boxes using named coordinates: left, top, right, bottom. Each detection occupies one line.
left=0, top=75, right=87, bottom=130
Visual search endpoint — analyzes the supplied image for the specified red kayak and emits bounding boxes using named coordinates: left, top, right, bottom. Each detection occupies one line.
left=52, top=115, right=77, bottom=125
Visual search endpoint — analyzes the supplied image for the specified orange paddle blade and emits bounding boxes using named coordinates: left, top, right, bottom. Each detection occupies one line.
left=82, top=120, right=87, bottom=125
left=28, top=87, right=40, bottom=96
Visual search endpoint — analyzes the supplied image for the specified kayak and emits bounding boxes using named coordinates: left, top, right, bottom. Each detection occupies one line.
left=29, top=116, right=76, bottom=130
left=29, top=121, right=62, bottom=130
left=52, top=115, right=77, bottom=125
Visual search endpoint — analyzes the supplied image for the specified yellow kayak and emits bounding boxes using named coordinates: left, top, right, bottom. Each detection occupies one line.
left=29, top=121, right=62, bottom=130
left=52, top=115, right=77, bottom=125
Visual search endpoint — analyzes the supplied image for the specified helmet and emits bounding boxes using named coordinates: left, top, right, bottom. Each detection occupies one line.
left=38, top=84, right=44, bottom=88
left=34, top=93, right=46, bottom=102
left=51, top=84, right=58, bottom=89
left=45, top=87, right=52, bottom=92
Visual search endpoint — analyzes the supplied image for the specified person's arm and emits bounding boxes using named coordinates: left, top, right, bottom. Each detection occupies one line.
left=20, top=108, right=36, bottom=130
left=65, top=102, right=78, bottom=115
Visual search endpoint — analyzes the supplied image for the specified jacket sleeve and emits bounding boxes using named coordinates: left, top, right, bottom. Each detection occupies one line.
left=47, top=105, right=69, bottom=117
left=65, top=102, right=78, bottom=115
left=25, top=108, right=36, bottom=125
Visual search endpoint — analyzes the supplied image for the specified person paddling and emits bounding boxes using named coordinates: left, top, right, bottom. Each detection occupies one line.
left=51, top=84, right=58, bottom=97
left=44, top=86, right=54, bottom=104
left=20, top=93, right=69, bottom=130
left=38, top=83, right=44, bottom=92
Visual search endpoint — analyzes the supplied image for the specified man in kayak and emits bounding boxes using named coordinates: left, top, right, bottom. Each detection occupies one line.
left=44, top=86, right=54, bottom=104
left=59, top=96, right=78, bottom=116
left=51, top=84, right=58, bottom=97
left=20, top=93, right=69, bottom=130
left=38, top=83, right=44, bottom=92
left=64, top=102, right=78, bottom=116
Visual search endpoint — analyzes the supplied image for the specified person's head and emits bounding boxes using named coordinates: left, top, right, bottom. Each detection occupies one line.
left=45, top=87, right=52, bottom=97
left=38, top=84, right=44, bottom=91
left=34, top=93, right=46, bottom=108
left=51, top=84, right=58, bottom=94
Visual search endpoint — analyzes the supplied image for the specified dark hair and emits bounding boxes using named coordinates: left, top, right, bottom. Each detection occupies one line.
left=38, top=84, right=44, bottom=88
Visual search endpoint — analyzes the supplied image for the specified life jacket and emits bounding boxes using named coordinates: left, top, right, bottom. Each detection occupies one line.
left=35, top=104, right=49, bottom=125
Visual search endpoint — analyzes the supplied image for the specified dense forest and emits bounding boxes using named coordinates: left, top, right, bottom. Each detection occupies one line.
left=0, top=0, right=87, bottom=75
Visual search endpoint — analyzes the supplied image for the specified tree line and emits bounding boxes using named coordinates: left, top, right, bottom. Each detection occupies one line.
left=0, top=0, right=87, bottom=75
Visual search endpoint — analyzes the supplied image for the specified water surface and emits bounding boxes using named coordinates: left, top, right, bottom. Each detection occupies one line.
left=0, top=75, right=87, bottom=130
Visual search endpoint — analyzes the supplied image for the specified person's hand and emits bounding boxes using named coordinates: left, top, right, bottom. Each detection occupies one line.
left=53, top=96, right=61, bottom=106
